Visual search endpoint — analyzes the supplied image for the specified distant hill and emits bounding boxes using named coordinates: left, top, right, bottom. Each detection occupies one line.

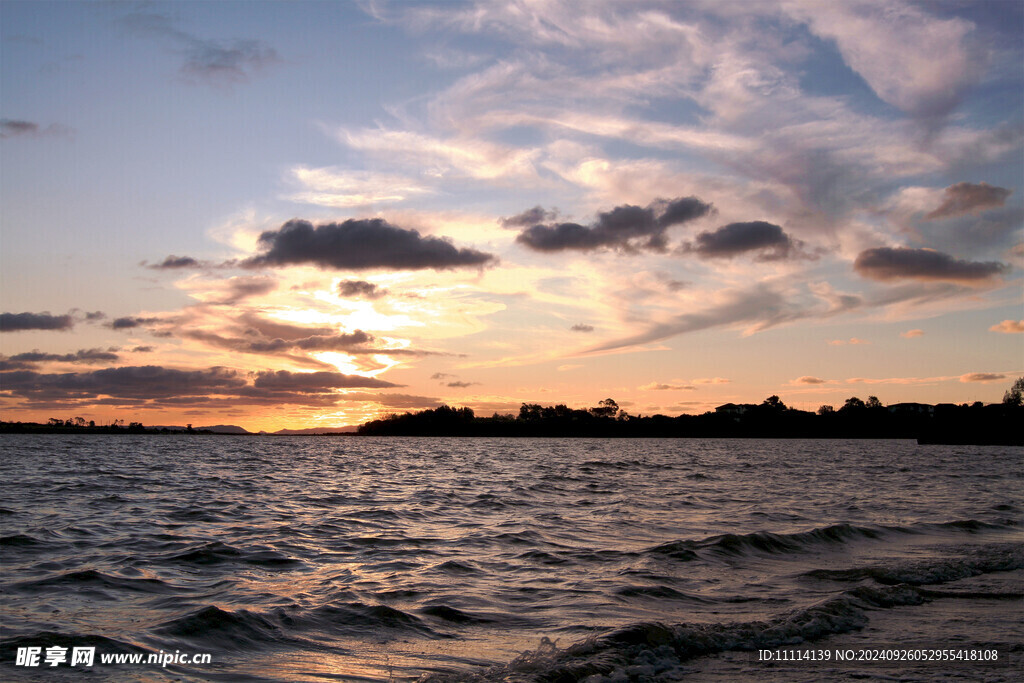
left=200, top=424, right=251, bottom=434
left=272, top=426, right=357, bottom=435
left=148, top=424, right=251, bottom=434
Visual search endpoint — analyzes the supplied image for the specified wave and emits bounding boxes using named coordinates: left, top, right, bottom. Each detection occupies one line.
left=418, top=542, right=1022, bottom=682
left=9, top=569, right=176, bottom=595
left=159, top=541, right=303, bottom=568
left=416, top=584, right=926, bottom=682
left=645, top=519, right=1016, bottom=562
left=154, top=605, right=289, bottom=651
left=802, top=542, right=1024, bottom=585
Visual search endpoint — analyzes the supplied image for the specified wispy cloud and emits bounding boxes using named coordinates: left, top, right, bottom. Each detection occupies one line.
left=960, top=372, right=1007, bottom=383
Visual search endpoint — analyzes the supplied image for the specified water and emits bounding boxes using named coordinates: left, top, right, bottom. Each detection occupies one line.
left=1, top=436, right=1020, bottom=681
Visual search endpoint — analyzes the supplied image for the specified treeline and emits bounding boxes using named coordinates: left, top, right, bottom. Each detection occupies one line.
left=0, top=418, right=211, bottom=435
left=357, top=396, right=1023, bottom=444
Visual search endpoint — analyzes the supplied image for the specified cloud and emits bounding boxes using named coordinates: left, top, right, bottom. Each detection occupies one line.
left=0, top=118, right=71, bottom=139
left=251, top=370, right=400, bottom=391
left=959, top=372, right=1006, bottom=383
left=925, top=182, right=1012, bottom=220
left=203, top=276, right=277, bottom=305
left=900, top=329, right=925, bottom=338
left=122, top=12, right=279, bottom=86
left=680, top=221, right=813, bottom=261
left=499, top=206, right=558, bottom=228
left=445, top=381, right=478, bottom=388
left=0, top=364, right=401, bottom=410
left=343, top=393, right=443, bottom=410
left=990, top=320, right=1024, bottom=333
left=287, top=166, right=432, bottom=207
left=149, top=255, right=203, bottom=269
left=585, top=286, right=812, bottom=354
left=693, top=377, right=730, bottom=384
left=109, top=316, right=161, bottom=330
left=639, top=382, right=696, bottom=391
left=0, top=119, right=38, bottom=138
left=570, top=324, right=594, bottom=333
left=828, top=337, right=870, bottom=345
left=853, top=247, right=1008, bottom=283
left=516, top=196, right=712, bottom=253
left=0, top=366, right=247, bottom=400
left=794, top=376, right=826, bottom=385
left=0, top=312, right=75, bottom=332
left=845, top=375, right=952, bottom=385
left=4, top=348, right=119, bottom=367
left=787, top=1, right=984, bottom=121
left=181, top=39, right=279, bottom=85
left=338, top=280, right=388, bottom=299
left=243, top=219, right=495, bottom=271
left=182, top=328, right=376, bottom=355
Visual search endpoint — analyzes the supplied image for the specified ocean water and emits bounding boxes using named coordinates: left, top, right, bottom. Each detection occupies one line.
left=0, top=435, right=1020, bottom=682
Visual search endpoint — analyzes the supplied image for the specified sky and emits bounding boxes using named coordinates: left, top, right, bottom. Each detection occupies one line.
left=1, top=0, right=1022, bottom=431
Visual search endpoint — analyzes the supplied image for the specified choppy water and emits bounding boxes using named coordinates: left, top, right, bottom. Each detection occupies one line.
left=1, top=436, right=1021, bottom=681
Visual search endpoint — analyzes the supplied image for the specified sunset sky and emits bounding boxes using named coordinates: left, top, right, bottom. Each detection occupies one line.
left=1, top=0, right=1022, bottom=431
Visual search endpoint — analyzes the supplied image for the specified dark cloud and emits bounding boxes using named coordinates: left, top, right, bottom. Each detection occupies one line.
left=570, top=324, right=595, bottom=332
left=0, top=119, right=70, bottom=139
left=0, top=366, right=246, bottom=401
left=794, top=376, right=826, bottom=384
left=681, top=221, right=812, bottom=261
left=109, top=316, right=160, bottom=330
left=0, top=119, right=38, bottom=138
left=5, top=348, right=119, bottom=366
left=181, top=329, right=374, bottom=355
left=499, top=206, right=558, bottom=228
left=0, top=312, right=74, bottom=332
left=149, top=255, right=203, bottom=269
left=252, top=370, right=400, bottom=392
left=243, top=218, right=495, bottom=271
left=431, top=373, right=454, bottom=380
left=516, top=196, right=713, bottom=253
left=84, top=311, right=107, bottom=321
left=854, top=247, right=1009, bottom=283
left=445, top=381, right=478, bottom=388
left=131, top=346, right=155, bottom=352
left=121, top=12, right=278, bottom=86
left=925, top=182, right=1012, bottom=220
left=0, top=364, right=404, bottom=410
left=339, top=280, right=388, bottom=299
left=182, top=39, right=279, bottom=85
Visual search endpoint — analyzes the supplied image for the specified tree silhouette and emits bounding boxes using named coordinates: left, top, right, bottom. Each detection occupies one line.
left=1003, top=377, right=1024, bottom=406
left=590, top=398, right=619, bottom=418
left=841, top=396, right=865, bottom=412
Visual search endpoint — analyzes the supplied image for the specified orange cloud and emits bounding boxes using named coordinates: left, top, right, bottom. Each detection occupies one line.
left=959, top=372, right=1006, bottom=383
left=990, top=320, right=1024, bottom=334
